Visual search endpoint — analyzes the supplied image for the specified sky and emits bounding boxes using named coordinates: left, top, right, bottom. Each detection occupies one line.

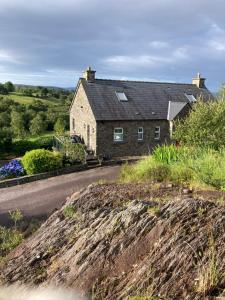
left=0, top=0, right=225, bottom=91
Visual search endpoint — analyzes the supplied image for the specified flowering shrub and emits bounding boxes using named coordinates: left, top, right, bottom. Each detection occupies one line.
left=0, top=159, right=25, bottom=180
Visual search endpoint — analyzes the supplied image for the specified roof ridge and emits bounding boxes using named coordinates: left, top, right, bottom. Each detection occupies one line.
left=91, top=78, right=195, bottom=86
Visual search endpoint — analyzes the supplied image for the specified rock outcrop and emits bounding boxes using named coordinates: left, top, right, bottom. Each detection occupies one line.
left=1, top=183, right=225, bottom=299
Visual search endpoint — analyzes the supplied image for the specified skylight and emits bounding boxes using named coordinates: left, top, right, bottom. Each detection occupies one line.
left=116, top=92, right=128, bottom=101
left=185, top=93, right=196, bottom=103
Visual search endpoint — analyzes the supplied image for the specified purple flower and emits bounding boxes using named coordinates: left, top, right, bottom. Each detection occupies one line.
left=0, top=159, right=25, bottom=180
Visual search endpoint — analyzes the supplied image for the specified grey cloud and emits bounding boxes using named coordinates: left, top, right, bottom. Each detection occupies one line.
left=0, top=0, right=225, bottom=89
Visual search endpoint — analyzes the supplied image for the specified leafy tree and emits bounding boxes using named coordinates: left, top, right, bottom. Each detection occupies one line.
left=41, top=87, right=48, bottom=98
left=23, top=88, right=33, bottom=97
left=0, top=98, right=15, bottom=112
left=173, top=99, right=225, bottom=149
left=0, top=84, right=8, bottom=95
left=54, top=117, right=67, bottom=135
left=11, top=110, right=26, bottom=138
left=29, top=114, right=46, bottom=136
left=0, top=112, right=11, bottom=127
left=0, top=127, right=12, bottom=152
left=28, top=100, right=47, bottom=112
left=4, top=81, right=15, bottom=93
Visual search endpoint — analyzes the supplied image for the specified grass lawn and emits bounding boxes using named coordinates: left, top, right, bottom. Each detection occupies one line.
left=23, top=132, right=55, bottom=142
left=5, top=92, right=58, bottom=106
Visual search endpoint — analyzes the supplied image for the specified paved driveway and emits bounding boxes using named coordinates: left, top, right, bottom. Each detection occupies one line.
left=0, top=165, right=120, bottom=225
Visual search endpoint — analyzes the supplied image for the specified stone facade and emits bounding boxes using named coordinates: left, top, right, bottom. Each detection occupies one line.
left=96, top=120, right=170, bottom=157
left=69, top=69, right=209, bottom=157
left=70, top=82, right=171, bottom=157
left=70, top=82, right=97, bottom=152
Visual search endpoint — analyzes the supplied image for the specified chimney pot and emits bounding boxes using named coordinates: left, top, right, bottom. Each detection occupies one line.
left=83, top=67, right=96, bottom=82
left=192, top=73, right=206, bottom=88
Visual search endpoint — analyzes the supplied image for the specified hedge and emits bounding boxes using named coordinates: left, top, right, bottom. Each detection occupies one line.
left=22, top=149, right=62, bottom=175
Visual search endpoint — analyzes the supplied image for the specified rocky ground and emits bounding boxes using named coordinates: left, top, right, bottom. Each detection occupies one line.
left=0, top=182, right=225, bottom=300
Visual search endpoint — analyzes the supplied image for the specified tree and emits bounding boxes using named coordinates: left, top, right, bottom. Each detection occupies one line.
left=173, top=99, right=225, bottom=149
left=0, top=127, right=12, bottom=152
left=0, top=112, right=11, bottom=127
left=4, top=81, right=15, bottom=93
left=11, top=110, right=26, bottom=138
left=0, top=84, right=8, bottom=95
left=54, top=118, right=67, bottom=135
left=29, top=114, right=46, bottom=136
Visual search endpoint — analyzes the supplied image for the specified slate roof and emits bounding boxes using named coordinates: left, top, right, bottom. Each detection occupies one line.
left=80, top=78, right=213, bottom=121
left=167, top=101, right=190, bottom=121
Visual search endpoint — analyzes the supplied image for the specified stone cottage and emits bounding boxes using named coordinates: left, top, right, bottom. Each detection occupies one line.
left=70, top=68, right=212, bottom=157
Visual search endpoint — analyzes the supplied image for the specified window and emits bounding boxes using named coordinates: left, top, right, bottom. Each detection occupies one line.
left=114, top=128, right=123, bottom=142
left=116, top=92, right=128, bottom=101
left=185, top=93, right=196, bottom=103
left=138, top=127, right=143, bottom=140
left=72, top=118, right=75, bottom=130
left=154, top=126, right=160, bottom=140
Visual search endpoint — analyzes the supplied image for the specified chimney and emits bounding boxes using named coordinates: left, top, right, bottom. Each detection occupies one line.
left=83, top=66, right=96, bottom=82
left=192, top=73, right=206, bottom=88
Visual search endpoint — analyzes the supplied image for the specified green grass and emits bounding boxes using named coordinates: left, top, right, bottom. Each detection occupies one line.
left=5, top=92, right=58, bottom=106
left=120, top=145, right=225, bottom=190
left=21, top=132, right=55, bottom=142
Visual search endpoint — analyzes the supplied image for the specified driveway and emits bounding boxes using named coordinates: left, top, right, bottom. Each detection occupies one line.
left=0, top=165, right=120, bottom=225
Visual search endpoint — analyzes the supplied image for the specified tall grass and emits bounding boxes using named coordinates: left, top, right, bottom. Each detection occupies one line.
left=120, top=145, right=225, bottom=189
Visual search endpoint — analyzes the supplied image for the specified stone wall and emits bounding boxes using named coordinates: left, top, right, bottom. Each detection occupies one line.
left=70, top=82, right=97, bottom=153
left=0, top=164, right=87, bottom=189
left=96, top=120, right=170, bottom=157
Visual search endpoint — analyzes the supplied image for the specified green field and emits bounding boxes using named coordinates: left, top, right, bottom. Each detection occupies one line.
left=5, top=92, right=58, bottom=106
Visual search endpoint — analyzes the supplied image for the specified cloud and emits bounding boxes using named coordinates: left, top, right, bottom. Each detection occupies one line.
left=0, top=0, right=225, bottom=89
left=103, top=47, right=190, bottom=70
left=149, top=41, right=169, bottom=49
left=0, top=50, right=20, bottom=64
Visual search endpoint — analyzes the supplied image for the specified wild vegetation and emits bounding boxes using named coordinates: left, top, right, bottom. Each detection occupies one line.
left=0, top=210, right=41, bottom=262
left=173, top=99, right=225, bottom=149
left=121, top=99, right=225, bottom=190
left=120, top=146, right=225, bottom=189
left=0, top=82, right=73, bottom=156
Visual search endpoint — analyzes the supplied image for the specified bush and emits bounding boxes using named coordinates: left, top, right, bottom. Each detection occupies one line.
left=169, top=164, right=196, bottom=185
left=12, top=140, right=39, bottom=155
left=173, top=99, right=225, bottom=150
left=120, top=156, right=170, bottom=183
left=22, top=149, right=62, bottom=175
left=12, top=136, right=53, bottom=155
left=61, top=142, right=86, bottom=165
left=0, top=159, right=25, bottom=180
left=0, top=226, right=23, bottom=258
left=193, top=149, right=225, bottom=189
left=0, top=127, right=12, bottom=153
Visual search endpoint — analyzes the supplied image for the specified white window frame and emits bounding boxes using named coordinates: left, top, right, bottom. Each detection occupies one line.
left=114, top=127, right=123, bottom=142
left=154, top=126, right=160, bottom=140
left=185, top=93, right=197, bottom=103
left=115, top=92, right=128, bottom=101
left=137, top=127, right=144, bottom=141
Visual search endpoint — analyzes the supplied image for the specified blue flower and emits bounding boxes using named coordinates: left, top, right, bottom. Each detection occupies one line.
left=0, top=159, right=25, bottom=180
